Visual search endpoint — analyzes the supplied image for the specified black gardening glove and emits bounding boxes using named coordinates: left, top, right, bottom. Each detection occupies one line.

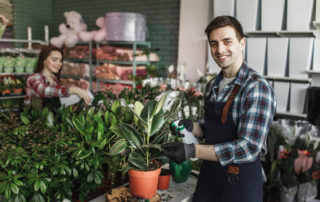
left=161, top=142, right=195, bottom=164
left=170, top=119, right=193, bottom=137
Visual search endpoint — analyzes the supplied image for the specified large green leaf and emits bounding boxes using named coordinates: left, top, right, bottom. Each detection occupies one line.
left=128, top=152, right=146, bottom=171
left=150, top=109, right=165, bottom=136
left=111, top=100, right=120, bottom=114
left=109, top=139, right=127, bottom=155
left=152, top=93, right=167, bottom=117
left=72, top=118, right=85, bottom=136
left=104, top=111, right=110, bottom=127
left=96, top=123, right=104, bottom=141
left=41, top=107, right=49, bottom=122
left=93, top=112, right=103, bottom=124
left=20, top=114, right=30, bottom=125
left=133, top=101, right=144, bottom=125
left=140, top=100, right=155, bottom=123
left=110, top=124, right=142, bottom=149
left=46, top=111, right=54, bottom=127
left=87, top=107, right=95, bottom=119
left=126, top=105, right=147, bottom=128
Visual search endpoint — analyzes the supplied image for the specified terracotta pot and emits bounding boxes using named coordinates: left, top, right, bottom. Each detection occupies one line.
left=128, top=167, right=161, bottom=199
left=158, top=168, right=170, bottom=190
left=13, top=88, right=22, bottom=94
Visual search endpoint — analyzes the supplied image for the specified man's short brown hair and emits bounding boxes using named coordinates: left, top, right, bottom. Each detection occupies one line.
left=205, top=16, right=244, bottom=41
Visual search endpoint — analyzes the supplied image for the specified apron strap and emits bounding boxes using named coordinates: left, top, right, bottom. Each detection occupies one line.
left=221, top=84, right=241, bottom=124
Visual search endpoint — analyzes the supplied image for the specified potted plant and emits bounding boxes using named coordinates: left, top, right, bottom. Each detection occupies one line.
left=12, top=78, right=23, bottom=94
left=110, top=91, right=183, bottom=199
left=157, top=168, right=170, bottom=190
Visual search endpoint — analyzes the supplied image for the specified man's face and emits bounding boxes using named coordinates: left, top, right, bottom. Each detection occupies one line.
left=209, top=26, right=245, bottom=71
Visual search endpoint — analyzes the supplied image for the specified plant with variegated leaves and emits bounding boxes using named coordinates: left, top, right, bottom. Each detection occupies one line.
left=110, top=91, right=183, bottom=171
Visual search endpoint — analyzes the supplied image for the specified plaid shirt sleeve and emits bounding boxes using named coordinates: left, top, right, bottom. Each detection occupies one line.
left=24, top=73, right=70, bottom=105
left=214, top=81, right=276, bottom=166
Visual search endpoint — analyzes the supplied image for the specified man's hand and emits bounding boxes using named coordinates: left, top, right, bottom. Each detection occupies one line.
left=170, top=119, right=193, bottom=137
left=162, top=142, right=195, bottom=164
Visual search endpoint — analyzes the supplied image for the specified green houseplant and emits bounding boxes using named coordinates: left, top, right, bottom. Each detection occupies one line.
left=110, top=91, right=183, bottom=198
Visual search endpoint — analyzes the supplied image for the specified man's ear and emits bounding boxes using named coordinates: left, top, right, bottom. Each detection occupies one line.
left=240, top=38, right=246, bottom=50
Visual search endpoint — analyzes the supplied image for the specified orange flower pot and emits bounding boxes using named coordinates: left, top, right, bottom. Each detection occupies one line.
left=128, top=167, right=161, bottom=199
left=158, top=168, right=170, bottom=190
left=13, top=88, right=23, bottom=94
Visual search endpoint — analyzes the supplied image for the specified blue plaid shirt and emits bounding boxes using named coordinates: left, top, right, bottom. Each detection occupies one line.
left=205, top=62, right=276, bottom=167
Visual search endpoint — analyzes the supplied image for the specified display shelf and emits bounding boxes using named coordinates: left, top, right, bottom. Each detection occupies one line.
left=275, top=111, right=307, bottom=120
left=264, top=76, right=311, bottom=83
left=0, top=95, right=25, bottom=100
left=244, top=30, right=317, bottom=37
left=96, top=60, right=150, bottom=66
left=95, top=41, right=152, bottom=89
left=61, top=74, right=90, bottom=80
left=0, top=72, right=32, bottom=76
left=64, top=58, right=92, bottom=63
left=0, top=38, right=45, bottom=44
left=96, top=78, right=134, bottom=85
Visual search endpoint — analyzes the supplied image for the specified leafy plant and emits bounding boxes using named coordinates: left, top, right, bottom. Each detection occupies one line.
left=110, top=91, right=183, bottom=171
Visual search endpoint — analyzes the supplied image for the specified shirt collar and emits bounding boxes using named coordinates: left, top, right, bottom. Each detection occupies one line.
left=213, top=62, right=248, bottom=87
left=39, top=71, right=58, bottom=84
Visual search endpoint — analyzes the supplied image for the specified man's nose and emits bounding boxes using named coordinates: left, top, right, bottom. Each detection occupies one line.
left=216, top=44, right=226, bottom=54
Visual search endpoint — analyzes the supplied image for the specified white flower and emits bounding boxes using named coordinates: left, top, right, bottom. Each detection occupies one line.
left=197, top=68, right=204, bottom=78
left=168, top=64, right=174, bottom=73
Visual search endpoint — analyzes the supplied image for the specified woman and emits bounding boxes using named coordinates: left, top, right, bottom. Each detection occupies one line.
left=24, top=45, right=92, bottom=107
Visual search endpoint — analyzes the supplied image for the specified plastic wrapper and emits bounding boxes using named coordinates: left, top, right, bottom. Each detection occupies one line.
left=280, top=185, right=297, bottom=202
left=156, top=90, right=183, bottom=123
left=25, top=57, right=38, bottom=73
left=296, top=182, right=317, bottom=202
left=106, top=12, right=147, bottom=41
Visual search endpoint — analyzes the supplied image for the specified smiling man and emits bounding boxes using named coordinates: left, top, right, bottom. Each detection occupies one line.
left=162, top=16, right=276, bottom=202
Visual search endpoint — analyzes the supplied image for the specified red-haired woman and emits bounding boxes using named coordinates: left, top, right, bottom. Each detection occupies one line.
left=24, top=45, right=91, bottom=107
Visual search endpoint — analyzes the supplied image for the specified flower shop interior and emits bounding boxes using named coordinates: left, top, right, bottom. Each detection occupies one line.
left=1, top=0, right=320, bottom=201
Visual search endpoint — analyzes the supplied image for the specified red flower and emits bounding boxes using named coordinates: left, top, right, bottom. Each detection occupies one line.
left=312, top=171, right=320, bottom=180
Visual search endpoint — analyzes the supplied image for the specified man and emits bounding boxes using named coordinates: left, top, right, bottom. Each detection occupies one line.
left=162, top=16, right=276, bottom=202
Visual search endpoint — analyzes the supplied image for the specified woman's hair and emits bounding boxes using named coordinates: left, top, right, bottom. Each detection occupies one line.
left=34, top=45, right=64, bottom=80
left=205, top=15, right=244, bottom=41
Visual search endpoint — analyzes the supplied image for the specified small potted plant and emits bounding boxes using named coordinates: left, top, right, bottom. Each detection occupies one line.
left=110, top=91, right=183, bottom=199
left=157, top=168, right=170, bottom=190
left=12, top=78, right=23, bottom=94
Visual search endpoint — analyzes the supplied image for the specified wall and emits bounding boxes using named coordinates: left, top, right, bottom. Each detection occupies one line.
left=12, top=0, right=180, bottom=69
left=178, top=0, right=212, bottom=82
left=12, top=0, right=52, bottom=42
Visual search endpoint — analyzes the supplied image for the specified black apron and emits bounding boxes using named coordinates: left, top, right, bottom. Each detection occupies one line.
left=193, top=84, right=263, bottom=202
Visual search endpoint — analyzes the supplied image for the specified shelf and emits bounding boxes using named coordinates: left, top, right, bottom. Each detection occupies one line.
left=61, top=74, right=90, bottom=80
left=244, top=30, right=317, bottom=37
left=96, top=60, right=150, bottom=65
left=96, top=78, right=134, bottom=85
left=0, top=95, right=25, bottom=100
left=0, top=72, right=32, bottom=76
left=264, top=76, right=311, bottom=83
left=0, top=38, right=45, bottom=44
left=275, top=111, right=307, bottom=120
left=98, top=41, right=152, bottom=46
left=306, top=70, right=320, bottom=74
left=64, top=58, right=92, bottom=63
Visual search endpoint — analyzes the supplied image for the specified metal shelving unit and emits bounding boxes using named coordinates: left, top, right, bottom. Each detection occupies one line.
left=95, top=41, right=151, bottom=89
left=62, top=41, right=152, bottom=91
left=0, top=39, right=44, bottom=103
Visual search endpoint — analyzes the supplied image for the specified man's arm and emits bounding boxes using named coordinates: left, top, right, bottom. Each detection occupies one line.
left=195, top=144, right=218, bottom=161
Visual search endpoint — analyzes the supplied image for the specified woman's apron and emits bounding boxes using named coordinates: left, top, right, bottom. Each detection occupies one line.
left=193, top=84, right=263, bottom=202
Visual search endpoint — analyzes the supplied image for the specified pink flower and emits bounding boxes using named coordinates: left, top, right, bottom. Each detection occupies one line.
left=294, top=150, right=313, bottom=174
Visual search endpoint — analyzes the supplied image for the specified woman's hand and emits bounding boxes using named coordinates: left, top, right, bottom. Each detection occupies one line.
left=69, top=87, right=92, bottom=104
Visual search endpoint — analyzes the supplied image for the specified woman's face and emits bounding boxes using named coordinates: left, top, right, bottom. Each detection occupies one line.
left=43, top=50, right=63, bottom=74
